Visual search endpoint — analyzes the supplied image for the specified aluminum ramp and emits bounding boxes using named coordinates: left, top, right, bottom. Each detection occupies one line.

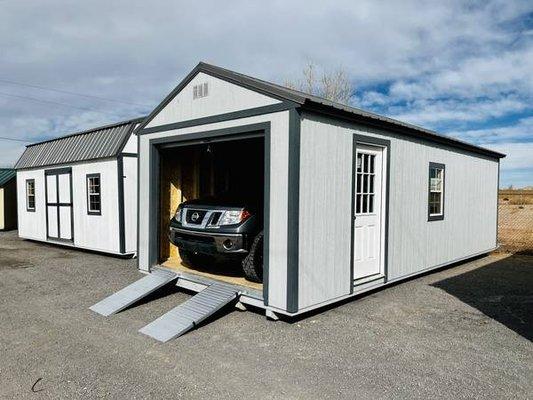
left=139, top=282, right=240, bottom=342
left=90, top=269, right=178, bottom=316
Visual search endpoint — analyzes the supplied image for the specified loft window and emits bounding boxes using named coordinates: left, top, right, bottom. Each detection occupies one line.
left=428, top=162, right=445, bottom=221
left=193, top=82, right=209, bottom=99
left=87, top=174, right=101, bottom=215
left=26, top=179, right=35, bottom=211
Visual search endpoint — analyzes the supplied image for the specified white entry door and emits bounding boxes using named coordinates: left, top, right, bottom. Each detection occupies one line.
left=353, top=144, right=385, bottom=280
left=46, top=169, right=73, bottom=241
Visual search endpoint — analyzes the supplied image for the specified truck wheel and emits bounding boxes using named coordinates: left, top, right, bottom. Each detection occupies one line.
left=242, top=231, right=263, bottom=283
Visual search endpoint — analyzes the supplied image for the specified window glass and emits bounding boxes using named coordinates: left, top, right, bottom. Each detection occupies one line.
left=87, top=175, right=101, bottom=213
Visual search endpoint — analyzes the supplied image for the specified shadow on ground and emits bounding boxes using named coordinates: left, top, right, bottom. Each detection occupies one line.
left=432, top=252, right=533, bottom=341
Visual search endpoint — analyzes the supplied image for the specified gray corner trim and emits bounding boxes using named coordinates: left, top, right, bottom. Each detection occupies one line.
left=261, top=125, right=271, bottom=306
left=496, top=161, right=500, bottom=247
left=136, top=133, right=141, bottom=268
left=25, top=178, right=36, bottom=212
left=140, top=102, right=296, bottom=135
left=146, top=122, right=272, bottom=304
left=117, top=156, right=126, bottom=254
left=286, top=108, right=301, bottom=313
left=148, top=145, right=160, bottom=271
left=351, top=134, right=391, bottom=285
left=428, top=162, right=445, bottom=222
left=86, top=173, right=102, bottom=216
left=69, top=172, right=74, bottom=242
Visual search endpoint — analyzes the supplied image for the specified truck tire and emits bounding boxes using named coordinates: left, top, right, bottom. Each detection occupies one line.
left=242, top=231, right=263, bottom=283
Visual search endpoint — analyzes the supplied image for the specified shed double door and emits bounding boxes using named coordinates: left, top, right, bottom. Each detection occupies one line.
left=45, top=168, right=73, bottom=242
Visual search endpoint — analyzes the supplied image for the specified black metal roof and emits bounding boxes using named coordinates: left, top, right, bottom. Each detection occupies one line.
left=15, top=117, right=146, bottom=170
left=139, top=62, right=504, bottom=159
left=0, top=168, right=16, bottom=187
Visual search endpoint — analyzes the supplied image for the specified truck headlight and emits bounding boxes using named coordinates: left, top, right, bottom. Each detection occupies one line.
left=174, top=206, right=183, bottom=223
left=219, top=209, right=251, bottom=225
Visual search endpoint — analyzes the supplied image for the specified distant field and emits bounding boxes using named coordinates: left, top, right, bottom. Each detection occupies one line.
left=498, top=190, right=533, bottom=254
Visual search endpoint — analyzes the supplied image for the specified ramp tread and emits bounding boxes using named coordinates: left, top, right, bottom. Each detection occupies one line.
left=139, top=283, right=240, bottom=342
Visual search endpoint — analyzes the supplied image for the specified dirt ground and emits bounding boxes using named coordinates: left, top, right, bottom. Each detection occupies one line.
left=0, top=231, right=531, bottom=399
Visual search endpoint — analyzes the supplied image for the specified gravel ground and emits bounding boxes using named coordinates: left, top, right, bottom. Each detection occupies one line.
left=0, top=230, right=531, bottom=399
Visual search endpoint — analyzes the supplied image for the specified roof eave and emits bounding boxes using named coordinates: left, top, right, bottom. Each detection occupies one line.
left=302, top=100, right=505, bottom=160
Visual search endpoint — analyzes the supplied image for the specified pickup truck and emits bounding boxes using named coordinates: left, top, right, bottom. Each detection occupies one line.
left=169, top=194, right=263, bottom=282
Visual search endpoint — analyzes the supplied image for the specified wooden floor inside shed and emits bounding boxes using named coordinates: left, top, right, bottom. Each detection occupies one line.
left=162, top=255, right=263, bottom=291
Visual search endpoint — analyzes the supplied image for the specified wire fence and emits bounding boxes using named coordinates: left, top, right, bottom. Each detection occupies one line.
left=498, top=192, right=533, bottom=254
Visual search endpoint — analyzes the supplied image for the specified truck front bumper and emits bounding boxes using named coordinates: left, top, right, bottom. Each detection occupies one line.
left=169, top=227, right=248, bottom=255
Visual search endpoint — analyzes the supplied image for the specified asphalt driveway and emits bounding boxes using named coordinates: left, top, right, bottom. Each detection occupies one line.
left=0, top=231, right=531, bottom=399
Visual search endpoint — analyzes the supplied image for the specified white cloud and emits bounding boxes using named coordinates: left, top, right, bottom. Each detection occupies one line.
left=485, top=141, right=533, bottom=171
left=0, top=0, right=531, bottom=185
left=389, top=96, right=529, bottom=126
left=448, top=116, right=533, bottom=143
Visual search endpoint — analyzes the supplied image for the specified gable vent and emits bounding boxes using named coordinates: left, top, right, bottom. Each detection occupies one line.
left=193, top=82, right=209, bottom=99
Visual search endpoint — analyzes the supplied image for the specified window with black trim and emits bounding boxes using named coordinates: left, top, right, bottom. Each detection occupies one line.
left=26, top=179, right=35, bottom=211
left=87, top=174, right=101, bottom=215
left=428, top=163, right=445, bottom=220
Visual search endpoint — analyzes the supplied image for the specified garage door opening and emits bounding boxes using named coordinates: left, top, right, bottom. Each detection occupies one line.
left=158, top=136, right=265, bottom=291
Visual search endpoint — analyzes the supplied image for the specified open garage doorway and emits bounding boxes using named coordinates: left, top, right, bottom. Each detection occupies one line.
left=158, top=135, right=265, bottom=292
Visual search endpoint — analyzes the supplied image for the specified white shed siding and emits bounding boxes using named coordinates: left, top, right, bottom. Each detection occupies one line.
left=138, top=111, right=290, bottom=310
left=17, top=169, right=47, bottom=240
left=72, top=160, right=120, bottom=253
left=145, top=72, right=281, bottom=128
left=123, top=156, right=138, bottom=253
left=121, top=132, right=138, bottom=153
left=299, top=112, right=498, bottom=308
left=17, top=160, right=123, bottom=254
left=298, top=120, right=353, bottom=308
left=389, top=141, right=498, bottom=279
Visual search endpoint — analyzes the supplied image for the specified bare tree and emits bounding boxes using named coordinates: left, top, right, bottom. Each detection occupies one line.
left=284, top=62, right=354, bottom=105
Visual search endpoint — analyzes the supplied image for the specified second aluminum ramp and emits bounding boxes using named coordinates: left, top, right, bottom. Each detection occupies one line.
left=139, top=282, right=239, bottom=342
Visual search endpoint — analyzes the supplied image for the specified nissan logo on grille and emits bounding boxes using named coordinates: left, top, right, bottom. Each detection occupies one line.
left=191, top=212, right=200, bottom=222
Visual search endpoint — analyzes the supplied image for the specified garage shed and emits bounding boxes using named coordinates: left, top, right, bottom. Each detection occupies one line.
left=0, top=168, right=17, bottom=231
left=15, top=117, right=144, bottom=255
left=92, top=62, right=504, bottom=340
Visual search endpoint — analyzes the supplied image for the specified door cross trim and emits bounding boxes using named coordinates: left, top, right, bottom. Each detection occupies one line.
left=44, top=167, right=74, bottom=243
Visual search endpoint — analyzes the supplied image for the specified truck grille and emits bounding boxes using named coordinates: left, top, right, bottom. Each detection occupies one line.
left=185, top=209, right=207, bottom=225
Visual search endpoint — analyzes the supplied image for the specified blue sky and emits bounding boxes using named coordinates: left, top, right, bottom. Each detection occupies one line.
left=0, top=0, right=531, bottom=187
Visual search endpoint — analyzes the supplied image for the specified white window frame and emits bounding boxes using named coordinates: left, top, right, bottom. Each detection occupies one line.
left=26, top=179, right=35, bottom=212
left=87, top=174, right=101, bottom=215
left=428, top=162, right=445, bottom=221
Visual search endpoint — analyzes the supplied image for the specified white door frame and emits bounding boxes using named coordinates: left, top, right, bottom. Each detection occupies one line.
left=350, top=134, right=390, bottom=291
left=45, top=167, right=74, bottom=243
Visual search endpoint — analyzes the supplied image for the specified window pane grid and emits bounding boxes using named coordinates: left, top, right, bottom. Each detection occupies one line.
left=356, top=153, right=376, bottom=214
left=428, top=165, right=444, bottom=217
left=26, top=180, right=35, bottom=210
